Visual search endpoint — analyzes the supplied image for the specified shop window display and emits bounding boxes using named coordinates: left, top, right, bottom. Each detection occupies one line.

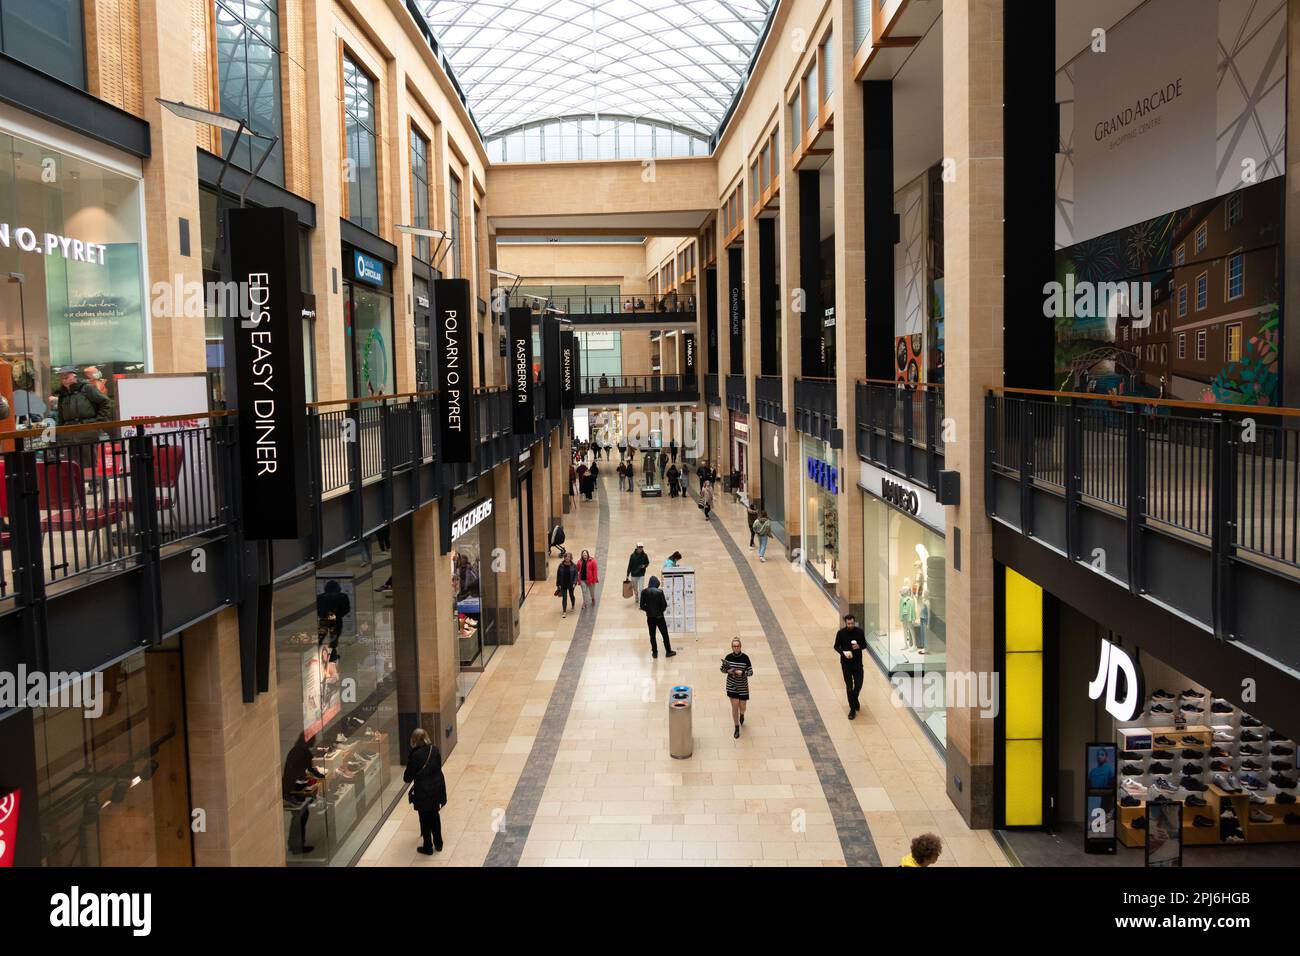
left=862, top=492, right=946, bottom=744
left=276, top=546, right=404, bottom=865
left=800, top=435, right=839, bottom=590
left=0, top=130, right=148, bottom=423
left=450, top=479, right=498, bottom=705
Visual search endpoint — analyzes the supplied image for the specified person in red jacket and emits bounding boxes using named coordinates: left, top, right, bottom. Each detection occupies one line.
left=577, top=549, right=600, bottom=608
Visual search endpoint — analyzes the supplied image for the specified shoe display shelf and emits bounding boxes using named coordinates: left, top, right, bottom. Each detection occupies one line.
left=1117, top=800, right=1221, bottom=848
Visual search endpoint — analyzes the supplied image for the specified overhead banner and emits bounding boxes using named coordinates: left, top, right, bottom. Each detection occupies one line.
left=509, top=306, right=534, bottom=433
left=683, top=332, right=697, bottom=379
left=434, top=277, right=474, bottom=463
left=543, top=315, right=562, bottom=419
left=228, top=205, right=309, bottom=540
left=728, top=247, right=744, bottom=375
left=560, top=329, right=577, bottom=409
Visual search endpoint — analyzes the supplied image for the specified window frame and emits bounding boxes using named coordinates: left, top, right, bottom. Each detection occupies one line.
left=1225, top=322, right=1242, bottom=363
left=1195, top=329, right=1207, bottom=361
left=1225, top=251, right=1244, bottom=301
left=341, top=49, right=380, bottom=234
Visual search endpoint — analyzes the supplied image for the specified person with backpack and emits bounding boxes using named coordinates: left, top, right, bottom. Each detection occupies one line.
left=626, top=543, right=650, bottom=601
left=752, top=510, right=773, bottom=562
left=639, top=575, right=675, bottom=659
left=577, top=548, right=600, bottom=608
left=51, top=366, right=112, bottom=458
left=555, top=551, right=580, bottom=618
left=404, top=728, right=447, bottom=854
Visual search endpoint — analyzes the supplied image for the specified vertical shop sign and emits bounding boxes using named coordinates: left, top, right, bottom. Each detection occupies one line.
left=509, top=307, right=534, bottom=433
left=435, top=278, right=474, bottom=462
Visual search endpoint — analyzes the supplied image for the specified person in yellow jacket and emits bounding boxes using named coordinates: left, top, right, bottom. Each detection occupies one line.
left=900, top=832, right=943, bottom=867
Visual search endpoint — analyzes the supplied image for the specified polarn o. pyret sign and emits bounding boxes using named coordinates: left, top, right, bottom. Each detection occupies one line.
left=435, top=278, right=474, bottom=462
left=228, top=206, right=309, bottom=539
left=509, top=306, right=534, bottom=433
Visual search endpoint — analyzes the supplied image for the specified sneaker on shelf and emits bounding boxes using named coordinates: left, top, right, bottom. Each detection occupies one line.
left=1270, top=745, right=1295, bottom=756
left=1225, top=832, right=1247, bottom=843
left=1270, top=774, right=1298, bottom=789
left=1120, top=750, right=1145, bottom=761
left=1180, top=764, right=1204, bottom=776
left=1151, top=750, right=1175, bottom=760
left=1180, top=776, right=1208, bottom=792
left=1248, top=791, right=1269, bottom=806
left=1122, top=777, right=1150, bottom=798
left=1152, top=689, right=1176, bottom=700
left=1179, top=703, right=1204, bottom=714
left=1241, top=744, right=1264, bottom=755
left=1181, top=689, right=1205, bottom=699
left=1120, top=794, right=1142, bottom=807
left=1181, top=736, right=1202, bottom=746
left=1149, top=762, right=1173, bottom=775
left=1272, top=761, right=1293, bottom=772
left=1211, top=700, right=1234, bottom=714
left=1185, top=794, right=1208, bottom=808
left=1242, top=731, right=1264, bottom=742
left=1131, top=816, right=1147, bottom=829
left=1211, top=747, right=1232, bottom=758
left=1276, top=792, right=1298, bottom=804
left=1153, top=777, right=1177, bottom=793
left=1151, top=703, right=1173, bottom=714
left=1154, top=736, right=1177, bottom=747
left=1213, top=772, right=1242, bottom=793
left=1122, top=764, right=1145, bottom=775
left=1267, top=730, right=1287, bottom=741
left=1213, top=730, right=1235, bottom=742
left=1192, top=815, right=1215, bottom=828
left=1241, top=773, right=1269, bottom=790
left=1210, top=760, right=1232, bottom=772
left=1241, top=759, right=1264, bottom=771
left=1220, top=806, right=1238, bottom=819
left=1241, top=715, right=1263, bottom=727
left=1180, top=749, right=1204, bottom=759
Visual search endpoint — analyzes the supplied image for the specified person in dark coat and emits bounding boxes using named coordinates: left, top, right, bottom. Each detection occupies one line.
left=556, top=551, right=580, bottom=617
left=404, top=728, right=447, bottom=854
left=639, top=575, right=675, bottom=659
left=666, top=463, right=680, bottom=497
left=316, top=580, right=350, bottom=662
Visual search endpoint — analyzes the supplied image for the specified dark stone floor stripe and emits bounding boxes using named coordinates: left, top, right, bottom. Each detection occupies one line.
left=699, top=497, right=882, bottom=867
left=482, top=481, right=609, bottom=867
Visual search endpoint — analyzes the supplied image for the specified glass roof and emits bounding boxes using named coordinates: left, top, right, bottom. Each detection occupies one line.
left=416, top=0, right=774, bottom=139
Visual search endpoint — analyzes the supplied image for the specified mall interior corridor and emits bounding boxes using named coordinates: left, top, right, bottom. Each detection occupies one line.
left=360, top=468, right=1006, bottom=867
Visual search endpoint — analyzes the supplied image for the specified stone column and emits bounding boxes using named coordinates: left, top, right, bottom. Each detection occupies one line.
left=744, top=191, right=762, bottom=504
left=942, top=0, right=1004, bottom=829
left=182, top=608, right=286, bottom=866
left=412, top=502, right=458, bottom=754
left=779, top=118, right=803, bottom=554
left=714, top=230, right=734, bottom=479
left=832, top=25, right=867, bottom=619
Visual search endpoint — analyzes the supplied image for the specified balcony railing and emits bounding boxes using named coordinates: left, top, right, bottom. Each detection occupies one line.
left=577, top=374, right=699, bottom=401
left=856, top=380, right=945, bottom=491
left=793, top=377, right=840, bottom=447
left=986, top=387, right=1300, bottom=665
left=725, top=373, right=749, bottom=413
left=755, top=375, right=785, bottom=425
left=704, top=373, right=721, bottom=406
left=509, top=291, right=695, bottom=317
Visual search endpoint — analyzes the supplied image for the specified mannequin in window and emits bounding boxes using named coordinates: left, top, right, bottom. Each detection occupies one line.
left=899, top=577, right=918, bottom=650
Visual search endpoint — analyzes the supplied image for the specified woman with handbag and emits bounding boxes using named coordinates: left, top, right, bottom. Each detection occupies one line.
left=577, top=549, right=600, bottom=608
left=404, top=728, right=447, bottom=855
left=556, top=552, right=580, bottom=618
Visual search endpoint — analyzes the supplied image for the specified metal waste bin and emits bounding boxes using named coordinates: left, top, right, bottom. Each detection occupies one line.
left=669, top=685, right=693, bottom=759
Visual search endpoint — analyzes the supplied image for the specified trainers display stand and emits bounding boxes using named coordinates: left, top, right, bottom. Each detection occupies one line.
left=669, top=685, right=693, bottom=759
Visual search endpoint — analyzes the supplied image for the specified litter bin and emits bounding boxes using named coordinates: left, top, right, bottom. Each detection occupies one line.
left=669, top=685, right=693, bottom=759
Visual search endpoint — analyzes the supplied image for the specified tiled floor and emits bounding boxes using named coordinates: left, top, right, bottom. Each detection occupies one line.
left=359, top=463, right=1009, bottom=867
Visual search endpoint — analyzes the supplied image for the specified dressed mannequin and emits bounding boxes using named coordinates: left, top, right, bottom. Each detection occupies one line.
left=913, top=580, right=928, bottom=655
left=899, top=577, right=918, bottom=650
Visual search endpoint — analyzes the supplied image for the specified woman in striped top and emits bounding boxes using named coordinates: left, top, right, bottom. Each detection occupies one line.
left=721, top=638, right=754, bottom=739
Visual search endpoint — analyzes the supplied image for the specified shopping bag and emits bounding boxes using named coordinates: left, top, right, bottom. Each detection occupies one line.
left=622, top=579, right=634, bottom=599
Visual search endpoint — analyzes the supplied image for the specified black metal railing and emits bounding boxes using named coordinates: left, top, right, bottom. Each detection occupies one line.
left=856, top=380, right=945, bottom=492
left=509, top=291, right=695, bottom=317
left=725, top=373, right=749, bottom=413
left=755, top=375, right=785, bottom=425
left=705, top=373, right=721, bottom=405
left=794, top=377, right=840, bottom=447
left=986, top=387, right=1300, bottom=642
left=577, top=374, right=699, bottom=399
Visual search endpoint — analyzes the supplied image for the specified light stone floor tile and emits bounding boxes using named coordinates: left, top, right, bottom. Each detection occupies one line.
left=379, top=472, right=1006, bottom=868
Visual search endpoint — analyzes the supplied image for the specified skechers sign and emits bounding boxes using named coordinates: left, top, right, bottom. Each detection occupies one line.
left=435, top=278, right=474, bottom=463
left=229, top=206, right=310, bottom=539
left=881, top=477, right=920, bottom=516
left=1088, top=638, right=1145, bottom=722
left=806, top=456, right=839, bottom=494
left=352, top=251, right=385, bottom=286
left=451, top=498, right=493, bottom=539
left=509, top=306, right=534, bottom=433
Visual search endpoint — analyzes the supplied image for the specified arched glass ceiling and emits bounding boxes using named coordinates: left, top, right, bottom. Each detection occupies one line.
left=415, top=0, right=774, bottom=139
left=486, top=115, right=710, bottom=163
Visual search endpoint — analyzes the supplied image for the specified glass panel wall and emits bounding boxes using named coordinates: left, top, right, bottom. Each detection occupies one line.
left=342, top=55, right=378, bottom=233
left=0, top=0, right=86, bottom=88
left=215, top=0, right=285, bottom=185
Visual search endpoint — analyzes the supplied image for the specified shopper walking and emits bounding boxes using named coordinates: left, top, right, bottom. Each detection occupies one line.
left=677, top=467, right=689, bottom=499
left=834, top=613, right=867, bottom=719
left=659, top=449, right=669, bottom=478
left=639, top=575, right=675, bottom=659
left=666, top=463, right=680, bottom=497
left=669, top=439, right=678, bottom=463
left=617, top=460, right=627, bottom=490
left=555, top=552, right=579, bottom=618
left=746, top=501, right=760, bottom=548
left=404, top=728, right=447, bottom=855
left=699, top=480, right=714, bottom=520
left=721, top=638, right=754, bottom=739
left=626, top=543, right=650, bottom=601
left=752, top=510, right=772, bottom=561
left=577, top=548, right=600, bottom=608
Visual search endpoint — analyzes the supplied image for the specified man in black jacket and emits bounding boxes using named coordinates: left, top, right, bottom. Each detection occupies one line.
left=834, top=614, right=867, bottom=719
left=639, top=575, right=675, bottom=659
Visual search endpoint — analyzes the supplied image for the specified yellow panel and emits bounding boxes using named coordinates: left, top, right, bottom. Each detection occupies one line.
left=1005, top=651, right=1043, bottom=740
left=1005, top=739, right=1043, bottom=826
left=1005, top=567, right=1043, bottom=652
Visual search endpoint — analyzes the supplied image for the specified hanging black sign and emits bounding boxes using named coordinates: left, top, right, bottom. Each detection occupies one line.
left=728, top=247, right=744, bottom=375
left=543, top=314, right=562, bottom=419
left=560, top=329, right=577, bottom=409
left=435, top=277, right=474, bottom=463
left=228, top=205, right=309, bottom=540
left=683, top=332, right=697, bottom=378
left=509, top=306, right=534, bottom=433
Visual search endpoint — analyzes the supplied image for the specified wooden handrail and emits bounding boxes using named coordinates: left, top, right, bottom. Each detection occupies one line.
left=6, top=409, right=234, bottom=440
left=307, top=390, right=438, bottom=409
left=859, top=377, right=944, bottom=389
left=993, top=385, right=1300, bottom=419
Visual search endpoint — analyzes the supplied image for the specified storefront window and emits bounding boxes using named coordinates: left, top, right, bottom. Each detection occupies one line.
left=0, top=129, right=147, bottom=422
left=800, top=434, right=839, bottom=591
left=863, top=491, right=947, bottom=744
left=214, top=0, right=285, bottom=186
left=27, top=640, right=193, bottom=866
left=275, top=547, right=404, bottom=865
left=451, top=477, right=498, bottom=704
left=342, top=250, right=395, bottom=399
left=0, top=0, right=86, bottom=89
left=759, top=420, right=785, bottom=541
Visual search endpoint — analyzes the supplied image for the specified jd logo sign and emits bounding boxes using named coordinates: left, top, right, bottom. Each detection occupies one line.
left=1087, top=638, right=1145, bottom=722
